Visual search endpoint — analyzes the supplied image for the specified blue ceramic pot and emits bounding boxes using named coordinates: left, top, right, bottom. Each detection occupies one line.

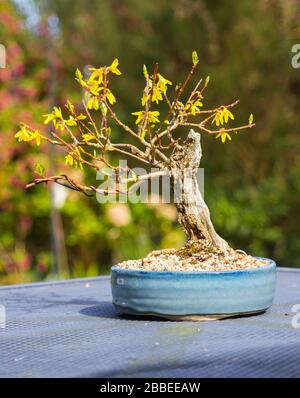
left=111, top=258, right=276, bottom=320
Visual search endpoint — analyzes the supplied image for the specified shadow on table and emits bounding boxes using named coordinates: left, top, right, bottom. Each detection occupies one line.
left=80, top=302, right=169, bottom=322
left=80, top=302, right=268, bottom=323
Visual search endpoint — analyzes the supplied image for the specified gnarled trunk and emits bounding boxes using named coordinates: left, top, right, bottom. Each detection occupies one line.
left=170, top=129, right=230, bottom=255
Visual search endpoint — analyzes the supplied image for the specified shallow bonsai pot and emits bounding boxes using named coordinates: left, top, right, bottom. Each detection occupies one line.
left=111, top=258, right=276, bottom=321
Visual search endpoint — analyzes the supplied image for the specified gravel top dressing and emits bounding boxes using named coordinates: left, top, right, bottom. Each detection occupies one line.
left=118, top=248, right=268, bottom=272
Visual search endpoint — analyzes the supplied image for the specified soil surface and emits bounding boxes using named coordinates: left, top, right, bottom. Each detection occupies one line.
left=117, top=248, right=269, bottom=272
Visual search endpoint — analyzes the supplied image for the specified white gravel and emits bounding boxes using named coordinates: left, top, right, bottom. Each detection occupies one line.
left=118, top=249, right=269, bottom=272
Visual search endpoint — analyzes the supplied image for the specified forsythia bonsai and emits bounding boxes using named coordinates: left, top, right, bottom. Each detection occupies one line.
left=15, top=51, right=256, bottom=265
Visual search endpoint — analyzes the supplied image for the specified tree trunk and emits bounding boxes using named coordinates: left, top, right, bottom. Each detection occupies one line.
left=170, top=129, right=231, bottom=255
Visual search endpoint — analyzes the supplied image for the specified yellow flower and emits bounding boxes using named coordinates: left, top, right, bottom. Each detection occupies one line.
left=43, top=107, right=63, bottom=129
left=212, top=107, right=234, bottom=126
left=132, top=111, right=144, bottom=125
left=176, top=101, right=185, bottom=112
left=75, top=68, right=83, bottom=82
left=132, top=110, right=160, bottom=125
left=56, top=122, right=65, bottom=131
left=148, top=111, right=160, bottom=123
left=82, top=133, right=94, bottom=142
left=141, top=92, right=150, bottom=106
left=212, top=111, right=223, bottom=126
left=89, top=83, right=103, bottom=96
left=216, top=131, right=232, bottom=143
left=76, top=114, right=87, bottom=121
left=108, top=58, right=121, bottom=75
left=151, top=85, right=163, bottom=104
left=185, top=97, right=203, bottom=115
left=14, top=125, right=42, bottom=146
left=86, top=96, right=100, bottom=110
left=223, top=107, right=234, bottom=123
left=66, top=100, right=75, bottom=113
left=65, top=148, right=83, bottom=169
left=43, top=113, right=54, bottom=125
left=88, top=67, right=104, bottom=84
left=105, top=89, right=116, bottom=104
left=75, top=68, right=89, bottom=90
left=32, top=130, right=42, bottom=146
left=65, top=116, right=77, bottom=127
left=249, top=113, right=254, bottom=124
left=65, top=153, right=74, bottom=166
left=14, top=124, right=31, bottom=142
left=157, top=73, right=172, bottom=92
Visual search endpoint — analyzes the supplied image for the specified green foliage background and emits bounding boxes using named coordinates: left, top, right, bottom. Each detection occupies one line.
left=0, top=0, right=299, bottom=284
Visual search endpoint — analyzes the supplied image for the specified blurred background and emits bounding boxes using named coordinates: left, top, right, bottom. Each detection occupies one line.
left=0, top=0, right=300, bottom=284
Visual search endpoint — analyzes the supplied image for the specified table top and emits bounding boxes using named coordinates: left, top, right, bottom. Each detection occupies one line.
left=0, top=267, right=299, bottom=378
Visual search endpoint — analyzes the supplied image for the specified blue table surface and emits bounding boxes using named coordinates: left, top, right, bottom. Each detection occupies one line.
left=0, top=267, right=299, bottom=378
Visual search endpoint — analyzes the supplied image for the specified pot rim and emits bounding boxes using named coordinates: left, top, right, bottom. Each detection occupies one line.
left=111, top=257, right=276, bottom=276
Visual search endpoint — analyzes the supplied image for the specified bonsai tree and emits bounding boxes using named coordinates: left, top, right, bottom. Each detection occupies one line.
left=15, top=51, right=255, bottom=262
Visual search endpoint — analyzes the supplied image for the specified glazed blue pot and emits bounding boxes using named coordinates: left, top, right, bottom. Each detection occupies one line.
left=111, top=258, right=276, bottom=320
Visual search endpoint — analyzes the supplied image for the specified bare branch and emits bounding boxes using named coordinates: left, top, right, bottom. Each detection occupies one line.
left=26, top=170, right=169, bottom=197
left=183, top=122, right=256, bottom=135
left=106, top=103, right=151, bottom=148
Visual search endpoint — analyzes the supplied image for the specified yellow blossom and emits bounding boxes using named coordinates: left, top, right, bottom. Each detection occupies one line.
left=132, top=111, right=144, bottom=125
left=43, top=107, right=64, bottom=130
left=75, top=68, right=89, bottom=90
left=14, top=125, right=43, bottom=146
left=76, top=114, right=87, bottom=121
left=185, top=97, right=203, bottom=115
left=66, top=100, right=74, bottom=113
left=223, top=107, right=234, bottom=123
left=65, top=153, right=74, bottom=166
left=108, top=58, right=121, bottom=75
left=141, top=92, right=150, bottom=106
left=64, top=150, right=83, bottom=170
left=88, top=67, right=104, bottom=84
left=157, top=73, right=172, bottom=92
left=141, top=73, right=172, bottom=106
left=65, top=116, right=77, bottom=127
left=151, top=85, right=163, bottom=104
left=75, top=68, right=83, bottom=82
left=86, top=96, right=100, bottom=110
left=89, top=83, right=103, bottom=96
left=82, top=133, right=95, bottom=142
left=32, top=130, right=42, bottom=146
left=149, top=111, right=160, bottom=123
left=132, top=110, right=160, bottom=125
left=212, top=107, right=234, bottom=126
left=105, top=89, right=116, bottom=104
left=14, top=124, right=31, bottom=142
left=216, top=131, right=232, bottom=143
